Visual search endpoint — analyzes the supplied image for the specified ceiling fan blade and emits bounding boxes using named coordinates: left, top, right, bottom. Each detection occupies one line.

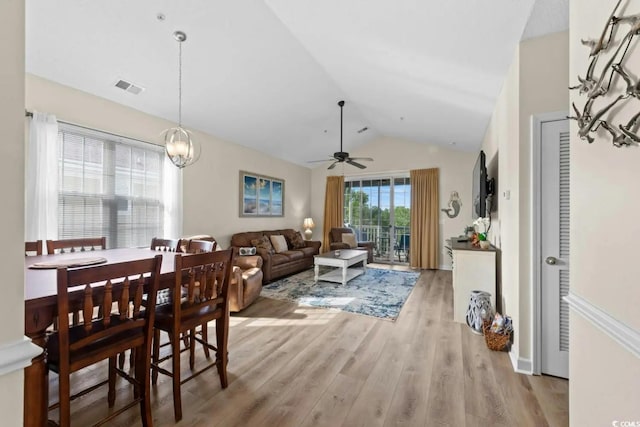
left=346, top=159, right=367, bottom=169
left=327, top=161, right=338, bottom=170
left=307, top=158, right=333, bottom=163
left=349, top=157, right=374, bottom=162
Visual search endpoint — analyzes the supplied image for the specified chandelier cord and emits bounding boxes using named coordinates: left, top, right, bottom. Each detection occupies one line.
left=178, top=39, right=182, bottom=128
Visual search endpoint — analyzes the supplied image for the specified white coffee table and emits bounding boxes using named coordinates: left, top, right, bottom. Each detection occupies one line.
left=314, top=249, right=368, bottom=286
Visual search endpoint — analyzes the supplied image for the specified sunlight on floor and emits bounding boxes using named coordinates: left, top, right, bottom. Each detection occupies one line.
left=297, top=296, right=356, bottom=307
left=243, top=307, right=339, bottom=326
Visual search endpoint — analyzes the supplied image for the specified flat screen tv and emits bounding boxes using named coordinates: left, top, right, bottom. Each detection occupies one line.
left=472, top=150, right=488, bottom=219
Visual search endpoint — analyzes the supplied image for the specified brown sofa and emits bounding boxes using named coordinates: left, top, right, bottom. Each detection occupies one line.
left=230, top=229, right=321, bottom=283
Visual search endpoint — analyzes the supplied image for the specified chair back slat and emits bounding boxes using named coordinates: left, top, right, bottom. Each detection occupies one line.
left=25, top=240, right=43, bottom=256
left=102, top=281, right=113, bottom=328
left=47, top=237, right=107, bottom=254
left=83, top=285, right=93, bottom=333
left=173, top=250, right=233, bottom=321
left=119, top=279, right=130, bottom=321
left=133, top=284, right=143, bottom=319
left=151, top=237, right=180, bottom=252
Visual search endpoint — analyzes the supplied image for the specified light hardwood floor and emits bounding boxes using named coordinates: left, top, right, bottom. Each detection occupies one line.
left=52, top=268, right=569, bottom=426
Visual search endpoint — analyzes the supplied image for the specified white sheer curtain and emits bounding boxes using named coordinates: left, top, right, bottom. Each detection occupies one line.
left=25, top=112, right=59, bottom=244
left=163, top=155, right=183, bottom=238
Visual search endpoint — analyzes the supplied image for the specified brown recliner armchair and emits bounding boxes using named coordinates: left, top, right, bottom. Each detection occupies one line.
left=229, top=254, right=263, bottom=312
left=328, top=227, right=375, bottom=263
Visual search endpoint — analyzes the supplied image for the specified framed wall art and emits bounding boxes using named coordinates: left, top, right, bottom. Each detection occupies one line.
left=240, top=171, right=284, bottom=217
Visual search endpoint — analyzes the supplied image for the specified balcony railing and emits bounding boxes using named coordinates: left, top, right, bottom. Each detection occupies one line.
left=350, top=225, right=410, bottom=263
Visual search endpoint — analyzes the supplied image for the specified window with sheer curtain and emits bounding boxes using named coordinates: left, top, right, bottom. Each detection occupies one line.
left=57, top=124, right=166, bottom=248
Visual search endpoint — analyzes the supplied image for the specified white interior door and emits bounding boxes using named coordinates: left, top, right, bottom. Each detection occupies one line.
left=540, top=118, right=570, bottom=378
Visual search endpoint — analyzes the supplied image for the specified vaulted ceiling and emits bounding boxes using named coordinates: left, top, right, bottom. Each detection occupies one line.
left=26, top=0, right=568, bottom=167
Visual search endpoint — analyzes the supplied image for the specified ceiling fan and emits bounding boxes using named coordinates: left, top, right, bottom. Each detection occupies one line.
left=308, top=100, right=373, bottom=170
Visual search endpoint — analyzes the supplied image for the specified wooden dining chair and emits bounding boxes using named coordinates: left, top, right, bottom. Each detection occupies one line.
left=46, top=237, right=107, bottom=254
left=185, top=239, right=216, bottom=254
left=25, top=240, right=43, bottom=256
left=46, top=255, right=162, bottom=427
left=151, top=249, right=234, bottom=421
left=116, top=236, right=181, bottom=370
left=150, top=237, right=180, bottom=252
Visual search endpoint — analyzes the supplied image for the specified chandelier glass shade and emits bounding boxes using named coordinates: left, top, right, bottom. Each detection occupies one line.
left=164, top=126, right=198, bottom=168
left=164, top=30, right=199, bottom=168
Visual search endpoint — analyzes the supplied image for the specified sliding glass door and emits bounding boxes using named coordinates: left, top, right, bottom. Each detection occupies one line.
left=344, top=176, right=411, bottom=264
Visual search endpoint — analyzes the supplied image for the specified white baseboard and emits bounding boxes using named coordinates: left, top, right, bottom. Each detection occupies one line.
left=439, top=264, right=452, bottom=271
left=564, top=291, right=640, bottom=359
left=0, top=336, right=42, bottom=377
left=509, top=350, right=533, bottom=374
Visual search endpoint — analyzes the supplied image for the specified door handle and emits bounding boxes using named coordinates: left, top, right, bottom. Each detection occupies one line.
left=545, top=256, right=558, bottom=265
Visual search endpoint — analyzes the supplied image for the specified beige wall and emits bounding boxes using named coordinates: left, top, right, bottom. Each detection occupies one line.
left=481, top=52, right=521, bottom=355
left=481, top=31, right=569, bottom=366
left=26, top=74, right=311, bottom=248
left=570, top=0, right=640, bottom=423
left=311, top=136, right=476, bottom=268
left=0, top=0, right=26, bottom=423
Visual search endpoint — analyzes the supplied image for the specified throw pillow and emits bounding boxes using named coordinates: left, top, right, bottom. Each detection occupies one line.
left=269, top=234, right=289, bottom=253
left=289, top=231, right=306, bottom=249
left=238, top=246, right=257, bottom=256
left=250, top=236, right=274, bottom=255
left=341, top=233, right=357, bottom=248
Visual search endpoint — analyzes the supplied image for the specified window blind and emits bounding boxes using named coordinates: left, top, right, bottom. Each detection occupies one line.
left=57, top=124, right=165, bottom=248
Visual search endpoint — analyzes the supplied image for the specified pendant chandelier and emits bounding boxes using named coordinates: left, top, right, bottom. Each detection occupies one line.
left=164, top=30, right=199, bottom=168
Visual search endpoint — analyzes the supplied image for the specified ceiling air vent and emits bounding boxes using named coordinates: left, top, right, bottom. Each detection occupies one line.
left=114, top=79, right=145, bottom=95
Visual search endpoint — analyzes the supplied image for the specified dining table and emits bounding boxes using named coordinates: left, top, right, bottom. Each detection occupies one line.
left=24, top=248, right=180, bottom=427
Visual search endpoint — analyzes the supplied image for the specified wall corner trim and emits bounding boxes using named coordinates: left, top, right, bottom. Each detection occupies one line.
left=509, top=350, right=533, bottom=374
left=564, top=291, right=640, bottom=359
left=0, top=337, right=42, bottom=377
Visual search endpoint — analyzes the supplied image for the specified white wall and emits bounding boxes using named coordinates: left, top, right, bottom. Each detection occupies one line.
left=569, top=0, right=640, bottom=423
left=481, top=31, right=569, bottom=368
left=25, top=74, right=311, bottom=248
left=0, top=0, right=27, bottom=423
left=311, top=136, right=476, bottom=269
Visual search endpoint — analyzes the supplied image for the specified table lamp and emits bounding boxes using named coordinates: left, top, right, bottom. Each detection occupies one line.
left=303, top=218, right=315, bottom=240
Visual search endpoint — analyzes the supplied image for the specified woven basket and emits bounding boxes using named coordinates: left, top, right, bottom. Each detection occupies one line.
left=483, top=321, right=511, bottom=351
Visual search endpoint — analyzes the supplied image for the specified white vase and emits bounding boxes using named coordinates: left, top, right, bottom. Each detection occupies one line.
left=479, top=240, right=490, bottom=249
left=466, top=290, right=493, bottom=335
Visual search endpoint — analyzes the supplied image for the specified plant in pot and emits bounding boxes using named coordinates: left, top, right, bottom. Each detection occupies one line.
left=473, top=217, right=491, bottom=249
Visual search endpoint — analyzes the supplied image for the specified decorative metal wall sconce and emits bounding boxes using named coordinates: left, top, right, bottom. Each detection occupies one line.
left=441, top=191, right=462, bottom=218
left=569, top=0, right=640, bottom=147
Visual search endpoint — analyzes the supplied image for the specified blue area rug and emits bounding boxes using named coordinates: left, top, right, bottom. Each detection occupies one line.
left=261, top=267, right=421, bottom=320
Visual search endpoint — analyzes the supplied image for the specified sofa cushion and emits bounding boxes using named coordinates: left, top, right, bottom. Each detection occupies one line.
left=269, top=235, right=289, bottom=253
left=232, top=231, right=264, bottom=248
left=342, top=233, right=357, bottom=248
left=284, top=230, right=306, bottom=249
left=281, top=250, right=304, bottom=261
left=330, top=227, right=353, bottom=245
left=251, top=235, right=274, bottom=254
left=271, top=253, right=289, bottom=266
